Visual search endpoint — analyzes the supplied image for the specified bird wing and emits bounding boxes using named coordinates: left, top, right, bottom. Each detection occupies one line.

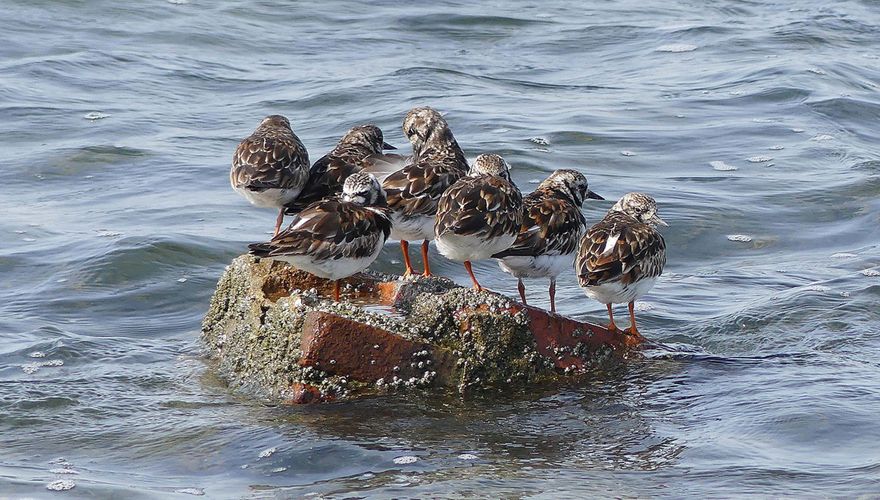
left=493, top=195, right=586, bottom=258
left=383, top=159, right=465, bottom=218
left=231, top=135, right=309, bottom=191
left=250, top=200, right=391, bottom=261
left=435, top=176, right=523, bottom=239
left=576, top=212, right=666, bottom=287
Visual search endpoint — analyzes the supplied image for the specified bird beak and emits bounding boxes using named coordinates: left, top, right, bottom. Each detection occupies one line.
left=586, top=190, right=604, bottom=200
left=382, top=142, right=397, bottom=150
left=652, top=214, right=669, bottom=227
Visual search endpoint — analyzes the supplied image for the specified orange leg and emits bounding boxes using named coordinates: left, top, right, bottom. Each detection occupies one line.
left=606, top=303, right=619, bottom=333
left=333, top=280, right=340, bottom=301
left=549, top=278, right=556, bottom=314
left=463, top=261, right=482, bottom=291
left=626, top=301, right=639, bottom=335
left=517, top=278, right=527, bottom=305
left=400, top=240, right=415, bottom=276
left=421, top=240, right=432, bottom=277
left=274, top=208, right=285, bottom=237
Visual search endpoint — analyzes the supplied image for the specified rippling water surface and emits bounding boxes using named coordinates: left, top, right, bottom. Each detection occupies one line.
left=2, top=0, right=880, bottom=497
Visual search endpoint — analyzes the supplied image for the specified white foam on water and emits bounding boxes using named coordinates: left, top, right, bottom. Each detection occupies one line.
left=791, top=128, right=805, bottom=133
left=727, top=234, right=753, bottom=242
left=271, top=467, right=288, bottom=473
left=393, top=455, right=419, bottom=464
left=30, top=351, right=47, bottom=358
left=50, top=468, right=79, bottom=475
left=769, top=145, right=785, bottom=150
left=83, top=112, right=109, bottom=121
left=808, top=67, right=826, bottom=75
left=529, top=137, right=549, bottom=146
left=710, top=161, right=737, bottom=171
left=620, top=150, right=636, bottom=156
left=177, top=277, right=188, bottom=283
left=811, top=134, right=834, bottom=141
left=635, top=302, right=655, bottom=312
left=258, top=447, right=276, bottom=458
left=805, top=285, right=830, bottom=293
left=656, top=43, right=698, bottom=52
left=528, top=178, right=541, bottom=184
left=831, top=253, right=858, bottom=259
left=861, top=269, right=880, bottom=277
left=747, top=156, right=773, bottom=163
left=175, top=488, right=205, bottom=496
left=47, top=479, right=76, bottom=491
left=457, top=453, right=478, bottom=460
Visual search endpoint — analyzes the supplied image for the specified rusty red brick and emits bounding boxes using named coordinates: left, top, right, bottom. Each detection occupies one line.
left=299, top=311, right=444, bottom=383
left=289, top=382, right=329, bottom=404
left=511, top=304, right=644, bottom=370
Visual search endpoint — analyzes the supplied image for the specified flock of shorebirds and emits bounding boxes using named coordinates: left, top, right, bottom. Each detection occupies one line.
left=231, top=107, right=667, bottom=335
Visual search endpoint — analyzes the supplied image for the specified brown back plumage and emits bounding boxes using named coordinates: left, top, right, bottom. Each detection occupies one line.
left=435, top=174, right=523, bottom=240
left=230, top=115, right=310, bottom=192
left=493, top=186, right=587, bottom=258
left=576, top=210, right=666, bottom=287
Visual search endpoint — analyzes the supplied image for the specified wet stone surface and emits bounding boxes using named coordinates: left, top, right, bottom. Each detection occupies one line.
left=201, top=255, right=641, bottom=403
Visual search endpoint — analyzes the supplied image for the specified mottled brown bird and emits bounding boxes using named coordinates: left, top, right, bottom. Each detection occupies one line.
left=230, top=115, right=310, bottom=236
left=435, top=154, right=523, bottom=291
left=576, top=192, right=667, bottom=335
left=248, top=173, right=391, bottom=302
left=382, top=107, right=469, bottom=277
left=286, top=124, right=402, bottom=213
left=493, top=169, right=603, bottom=312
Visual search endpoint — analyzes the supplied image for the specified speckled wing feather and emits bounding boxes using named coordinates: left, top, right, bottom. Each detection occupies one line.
left=360, top=152, right=409, bottom=182
left=493, top=192, right=586, bottom=258
left=383, top=159, right=466, bottom=218
left=289, top=151, right=409, bottom=214
left=231, top=133, right=309, bottom=192
left=576, top=211, right=666, bottom=287
left=435, top=175, right=523, bottom=239
left=249, top=199, right=391, bottom=261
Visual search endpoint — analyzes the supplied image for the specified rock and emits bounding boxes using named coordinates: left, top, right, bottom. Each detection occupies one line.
left=201, top=255, right=644, bottom=403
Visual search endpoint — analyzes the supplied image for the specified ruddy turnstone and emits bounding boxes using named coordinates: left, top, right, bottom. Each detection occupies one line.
left=286, top=124, right=401, bottom=213
left=435, top=153, right=523, bottom=290
left=492, top=169, right=603, bottom=313
left=230, top=115, right=310, bottom=236
left=248, top=172, right=391, bottom=301
left=382, top=107, right=469, bottom=277
left=575, top=192, right=667, bottom=335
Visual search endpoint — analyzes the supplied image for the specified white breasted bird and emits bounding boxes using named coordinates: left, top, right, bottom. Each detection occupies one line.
left=575, top=192, right=667, bottom=335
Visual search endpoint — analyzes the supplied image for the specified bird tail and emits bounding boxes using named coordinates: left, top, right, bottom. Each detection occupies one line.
left=248, top=242, right=274, bottom=257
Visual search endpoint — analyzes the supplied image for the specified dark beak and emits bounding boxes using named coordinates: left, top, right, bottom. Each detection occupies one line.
left=382, top=141, right=397, bottom=150
left=586, top=190, right=604, bottom=200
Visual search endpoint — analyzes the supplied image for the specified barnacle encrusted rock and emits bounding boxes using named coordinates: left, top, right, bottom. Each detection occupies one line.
left=201, top=255, right=643, bottom=403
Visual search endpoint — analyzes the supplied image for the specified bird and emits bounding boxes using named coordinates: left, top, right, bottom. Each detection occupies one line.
left=248, top=172, right=392, bottom=302
left=285, top=124, right=402, bottom=213
left=434, top=153, right=523, bottom=291
left=382, top=107, right=469, bottom=277
left=575, top=192, right=667, bottom=335
left=492, top=169, right=603, bottom=313
left=230, top=115, right=310, bottom=236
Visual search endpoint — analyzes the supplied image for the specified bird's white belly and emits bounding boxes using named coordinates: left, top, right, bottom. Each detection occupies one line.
left=389, top=213, right=435, bottom=242
left=436, top=233, right=516, bottom=262
left=273, top=243, right=383, bottom=280
left=582, top=277, right=657, bottom=305
left=498, top=253, right=573, bottom=279
left=234, top=186, right=302, bottom=209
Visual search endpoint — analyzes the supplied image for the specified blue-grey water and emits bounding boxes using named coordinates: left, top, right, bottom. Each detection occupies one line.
left=2, top=0, right=880, bottom=497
